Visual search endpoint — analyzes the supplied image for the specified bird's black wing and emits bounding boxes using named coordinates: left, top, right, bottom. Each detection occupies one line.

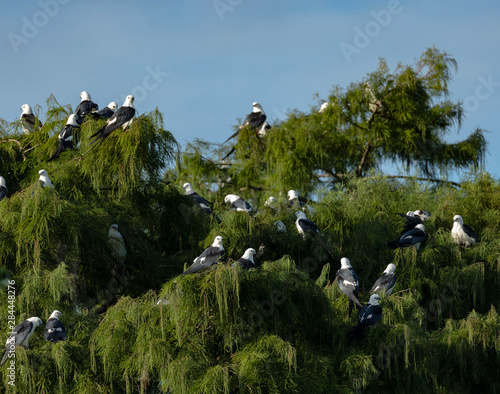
left=371, top=273, right=397, bottom=294
left=182, top=246, right=222, bottom=275
left=234, top=257, right=254, bottom=270
left=190, top=193, right=213, bottom=214
left=298, top=218, right=320, bottom=234
left=388, top=228, right=425, bottom=248
left=11, top=320, right=33, bottom=346
left=245, top=112, right=266, bottom=129
left=93, top=107, right=114, bottom=119
left=44, top=319, right=67, bottom=343
left=90, top=106, right=135, bottom=143
left=75, top=100, right=98, bottom=119
left=21, top=114, right=41, bottom=132
left=462, top=224, right=478, bottom=242
left=0, top=186, right=7, bottom=200
left=232, top=199, right=253, bottom=213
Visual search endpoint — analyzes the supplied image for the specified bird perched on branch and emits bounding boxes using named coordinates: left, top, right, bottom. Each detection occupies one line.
left=223, top=102, right=267, bottom=144
left=91, top=102, right=117, bottom=119
left=225, top=194, right=253, bottom=215
left=48, top=114, right=79, bottom=161
left=336, top=257, right=363, bottom=317
left=395, top=210, right=431, bottom=235
left=108, top=224, right=127, bottom=262
left=295, top=211, right=320, bottom=239
left=232, top=248, right=256, bottom=270
left=349, top=294, right=382, bottom=340
left=388, top=224, right=425, bottom=249
left=1, top=317, right=43, bottom=365
left=370, top=263, right=397, bottom=296
left=75, top=91, right=98, bottom=124
left=0, top=176, right=7, bottom=200
left=20, top=104, right=42, bottom=134
left=183, top=182, right=213, bottom=215
left=181, top=236, right=224, bottom=275
left=451, top=215, right=478, bottom=247
left=44, top=310, right=67, bottom=343
left=90, top=95, right=135, bottom=145
left=38, top=169, right=54, bottom=188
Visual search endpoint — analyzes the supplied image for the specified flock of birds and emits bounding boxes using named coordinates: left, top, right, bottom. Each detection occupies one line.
left=0, top=99, right=482, bottom=360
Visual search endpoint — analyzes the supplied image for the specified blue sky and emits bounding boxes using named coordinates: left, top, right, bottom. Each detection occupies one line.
left=1, top=1, right=499, bottom=181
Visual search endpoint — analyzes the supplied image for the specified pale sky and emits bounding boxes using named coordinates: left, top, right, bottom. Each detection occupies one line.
left=1, top=1, right=499, bottom=181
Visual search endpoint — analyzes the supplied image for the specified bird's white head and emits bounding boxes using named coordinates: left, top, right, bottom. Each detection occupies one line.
left=243, top=248, right=256, bottom=260
left=384, top=263, right=396, bottom=274
left=252, top=102, right=263, bottom=113
left=67, top=114, right=78, bottom=126
left=21, top=104, right=32, bottom=114
left=340, top=257, right=352, bottom=269
left=123, top=95, right=135, bottom=107
left=108, top=102, right=118, bottom=111
left=111, top=224, right=119, bottom=230
left=28, top=316, right=43, bottom=327
left=39, top=169, right=47, bottom=176
left=50, top=310, right=62, bottom=320
left=415, top=224, right=426, bottom=232
left=212, top=236, right=223, bottom=248
left=453, top=215, right=463, bottom=225
left=80, top=91, right=91, bottom=101
left=183, top=182, right=193, bottom=194
left=295, top=211, right=306, bottom=220
left=224, top=194, right=239, bottom=204
left=287, top=190, right=299, bottom=200
left=369, top=294, right=381, bottom=305
left=0, top=176, right=5, bottom=186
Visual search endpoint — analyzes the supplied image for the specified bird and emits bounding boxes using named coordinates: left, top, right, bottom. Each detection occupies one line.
left=1, top=317, right=43, bottom=366
left=395, top=210, right=431, bottom=234
left=451, top=215, right=478, bottom=247
left=336, top=257, right=363, bottom=317
left=349, top=294, right=382, bottom=340
left=224, top=194, right=253, bottom=214
left=89, top=95, right=135, bottom=145
left=287, top=190, right=303, bottom=209
left=43, top=310, right=67, bottom=343
left=183, top=183, right=213, bottom=214
left=0, top=176, right=7, bottom=200
left=258, top=121, right=271, bottom=137
left=108, top=224, right=127, bottom=262
left=48, top=114, right=79, bottom=161
left=74, top=91, right=99, bottom=124
left=295, top=211, right=320, bottom=239
left=232, top=248, right=256, bottom=270
left=274, top=220, right=287, bottom=232
left=318, top=102, right=330, bottom=113
left=370, top=263, right=397, bottom=296
left=223, top=102, right=267, bottom=144
left=388, top=224, right=426, bottom=249
left=38, top=169, right=54, bottom=188
left=91, top=102, right=118, bottom=119
left=181, top=236, right=224, bottom=275
left=20, top=104, right=42, bottom=134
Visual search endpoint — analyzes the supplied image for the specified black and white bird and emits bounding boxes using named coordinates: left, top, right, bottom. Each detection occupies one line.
left=287, top=190, right=303, bottom=209
left=20, top=104, right=42, bottom=134
left=223, top=102, right=267, bottom=144
left=43, top=310, right=67, bottom=343
left=232, top=248, right=256, bottom=270
left=295, top=211, right=320, bottom=239
left=74, top=91, right=98, bottom=124
left=38, top=169, right=54, bottom=188
left=336, top=257, right=363, bottom=316
left=258, top=121, right=271, bottom=137
left=388, top=224, right=426, bottom=249
left=451, top=215, right=478, bottom=247
left=0, top=176, right=7, bottom=200
left=48, top=114, right=79, bottom=161
left=349, top=294, right=382, bottom=340
left=92, top=102, right=117, bottom=119
left=108, top=224, right=127, bottom=262
left=396, top=210, right=431, bottom=234
left=181, top=236, right=224, bottom=275
left=274, top=220, right=287, bottom=232
left=1, top=317, right=43, bottom=365
left=370, top=263, right=397, bottom=296
left=224, top=194, right=253, bottom=214
left=183, top=183, right=213, bottom=215
left=89, top=95, right=135, bottom=145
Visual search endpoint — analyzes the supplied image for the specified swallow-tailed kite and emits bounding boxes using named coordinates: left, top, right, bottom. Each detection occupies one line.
left=336, top=257, right=363, bottom=316
left=258, top=121, right=271, bottom=137
left=48, top=114, right=79, bottom=161
left=38, top=169, right=54, bottom=188
left=349, top=294, right=382, bottom=339
left=75, top=91, right=98, bottom=124
left=1, top=317, right=43, bottom=365
left=92, top=102, right=117, bottom=119
left=451, top=215, right=478, bottom=247
left=388, top=223, right=425, bottom=249
left=287, top=190, right=303, bottom=209
left=370, top=263, right=397, bottom=296
left=396, top=210, right=431, bottom=234
left=0, top=176, right=7, bottom=200
left=225, top=194, right=253, bottom=214
left=181, top=236, right=224, bottom=275
left=223, top=102, right=267, bottom=144
left=274, top=220, right=287, bottom=232
left=295, top=211, right=320, bottom=238
left=183, top=183, right=213, bottom=214
left=20, top=104, right=42, bottom=134
left=232, top=248, right=256, bottom=270
left=43, top=310, right=67, bottom=343
left=90, top=95, right=135, bottom=145
left=109, top=224, right=127, bottom=262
